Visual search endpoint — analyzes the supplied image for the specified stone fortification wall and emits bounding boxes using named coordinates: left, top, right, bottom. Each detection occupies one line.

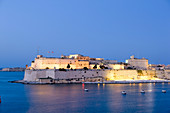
left=164, top=70, right=170, bottom=79
left=104, top=70, right=138, bottom=80
left=24, top=70, right=105, bottom=81
left=54, top=70, right=105, bottom=80
left=31, top=57, right=90, bottom=70
left=104, top=70, right=156, bottom=80
left=155, top=70, right=170, bottom=79
left=24, top=70, right=54, bottom=81
left=156, top=70, right=165, bottom=79
left=24, top=69, right=158, bottom=82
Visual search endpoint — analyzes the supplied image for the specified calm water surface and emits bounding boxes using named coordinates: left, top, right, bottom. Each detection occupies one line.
left=0, top=72, right=170, bottom=113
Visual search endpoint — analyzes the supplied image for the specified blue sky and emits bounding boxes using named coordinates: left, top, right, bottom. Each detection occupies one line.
left=0, top=0, right=170, bottom=67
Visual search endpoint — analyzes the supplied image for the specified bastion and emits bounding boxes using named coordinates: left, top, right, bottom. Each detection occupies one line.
left=19, top=69, right=170, bottom=84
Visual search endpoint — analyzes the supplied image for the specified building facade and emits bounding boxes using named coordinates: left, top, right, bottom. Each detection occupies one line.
left=31, top=55, right=90, bottom=69
left=126, top=55, right=148, bottom=70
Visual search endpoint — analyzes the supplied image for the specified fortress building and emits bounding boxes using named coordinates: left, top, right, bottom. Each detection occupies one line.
left=21, top=54, right=170, bottom=84
left=126, top=55, right=148, bottom=70
left=30, top=54, right=150, bottom=70
left=31, top=55, right=89, bottom=69
left=30, top=54, right=105, bottom=70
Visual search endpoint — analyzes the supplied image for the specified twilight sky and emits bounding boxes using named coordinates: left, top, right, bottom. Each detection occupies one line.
left=0, top=0, right=170, bottom=67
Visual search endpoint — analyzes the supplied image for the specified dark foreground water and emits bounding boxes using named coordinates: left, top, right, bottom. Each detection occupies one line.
left=0, top=72, right=170, bottom=113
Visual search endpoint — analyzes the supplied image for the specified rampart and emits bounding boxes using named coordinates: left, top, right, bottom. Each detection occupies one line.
left=23, top=69, right=169, bottom=83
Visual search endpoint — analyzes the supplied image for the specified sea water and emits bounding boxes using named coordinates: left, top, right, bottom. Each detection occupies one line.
left=0, top=72, right=170, bottom=113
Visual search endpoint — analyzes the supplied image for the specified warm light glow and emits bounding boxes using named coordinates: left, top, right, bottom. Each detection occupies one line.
left=139, top=83, right=142, bottom=86
left=98, top=83, right=100, bottom=89
left=82, top=83, right=85, bottom=89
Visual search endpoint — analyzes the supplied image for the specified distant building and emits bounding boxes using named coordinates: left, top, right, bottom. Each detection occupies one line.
left=125, top=55, right=148, bottom=70
left=1, top=67, right=25, bottom=72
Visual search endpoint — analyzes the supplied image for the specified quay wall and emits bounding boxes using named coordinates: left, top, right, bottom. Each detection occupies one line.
left=24, top=69, right=160, bottom=82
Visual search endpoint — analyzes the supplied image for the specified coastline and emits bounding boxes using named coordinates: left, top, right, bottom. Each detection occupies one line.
left=10, top=79, right=170, bottom=85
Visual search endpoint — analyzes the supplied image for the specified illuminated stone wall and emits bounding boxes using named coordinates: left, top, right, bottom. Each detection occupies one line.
left=24, top=69, right=158, bottom=82
left=31, top=57, right=89, bottom=69
left=107, top=64, right=124, bottom=70
left=104, top=70, right=138, bottom=80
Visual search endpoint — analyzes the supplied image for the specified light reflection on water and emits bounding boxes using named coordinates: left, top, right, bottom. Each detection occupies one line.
left=0, top=72, right=170, bottom=113
left=25, top=83, right=170, bottom=113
